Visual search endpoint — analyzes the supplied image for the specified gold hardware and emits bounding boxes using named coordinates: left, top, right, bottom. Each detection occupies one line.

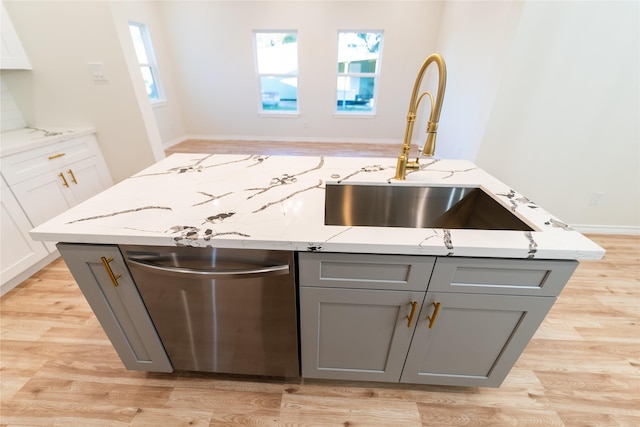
left=48, top=153, right=66, bottom=160
left=406, top=301, right=418, bottom=328
left=428, top=301, right=441, bottom=329
left=67, top=169, right=77, bottom=184
left=395, top=53, right=447, bottom=180
left=58, top=172, right=69, bottom=188
left=101, top=257, right=122, bottom=287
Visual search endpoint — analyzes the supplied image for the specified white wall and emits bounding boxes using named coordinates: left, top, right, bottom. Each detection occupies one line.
left=112, top=1, right=186, bottom=147
left=475, top=0, right=639, bottom=230
left=1, top=0, right=162, bottom=183
left=430, top=1, right=524, bottom=160
left=0, top=76, right=26, bottom=131
left=156, top=0, right=442, bottom=142
left=4, top=1, right=637, bottom=230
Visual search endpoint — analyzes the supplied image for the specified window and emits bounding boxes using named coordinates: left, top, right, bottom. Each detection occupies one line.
left=129, top=21, right=163, bottom=102
left=254, top=31, right=298, bottom=113
left=336, top=31, right=383, bottom=114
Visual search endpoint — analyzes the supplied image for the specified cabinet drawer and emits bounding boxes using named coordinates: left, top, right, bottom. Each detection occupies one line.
left=428, top=257, right=578, bottom=296
left=298, top=252, right=435, bottom=291
left=1, top=134, right=99, bottom=185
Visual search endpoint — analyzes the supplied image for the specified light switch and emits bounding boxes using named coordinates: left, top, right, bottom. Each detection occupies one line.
left=87, top=62, right=108, bottom=81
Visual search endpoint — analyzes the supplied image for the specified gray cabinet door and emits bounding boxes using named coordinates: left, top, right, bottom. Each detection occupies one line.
left=300, top=286, right=425, bottom=382
left=57, top=243, right=172, bottom=373
left=401, top=292, right=554, bottom=387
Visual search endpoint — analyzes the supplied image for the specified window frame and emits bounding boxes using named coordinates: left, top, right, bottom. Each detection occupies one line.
left=129, top=20, right=165, bottom=105
left=335, top=30, right=384, bottom=116
left=253, top=30, right=300, bottom=116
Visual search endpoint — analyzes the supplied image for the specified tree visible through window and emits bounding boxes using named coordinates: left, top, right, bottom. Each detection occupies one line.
left=336, top=31, right=383, bottom=113
left=254, top=31, right=299, bottom=112
left=129, top=21, right=163, bottom=102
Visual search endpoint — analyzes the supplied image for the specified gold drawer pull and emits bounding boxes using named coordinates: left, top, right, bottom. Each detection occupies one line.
left=101, top=257, right=122, bottom=287
left=68, top=169, right=77, bottom=184
left=48, top=153, right=66, bottom=160
left=58, top=172, right=69, bottom=188
left=428, top=302, right=441, bottom=329
left=406, top=301, right=418, bottom=328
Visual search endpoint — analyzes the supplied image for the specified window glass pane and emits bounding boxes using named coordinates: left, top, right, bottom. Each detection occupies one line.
left=337, top=32, right=381, bottom=73
left=260, top=76, right=298, bottom=111
left=129, top=24, right=148, bottom=64
left=141, top=66, right=159, bottom=100
left=336, top=76, right=375, bottom=112
left=255, top=32, right=298, bottom=74
left=129, top=21, right=163, bottom=102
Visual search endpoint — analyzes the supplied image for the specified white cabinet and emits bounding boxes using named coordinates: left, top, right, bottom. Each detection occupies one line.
left=1, top=2, right=31, bottom=69
left=2, top=133, right=112, bottom=252
left=0, top=176, right=48, bottom=293
left=0, top=132, right=112, bottom=292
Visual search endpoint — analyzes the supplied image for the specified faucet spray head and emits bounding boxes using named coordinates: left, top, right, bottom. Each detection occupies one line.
left=423, top=121, right=439, bottom=157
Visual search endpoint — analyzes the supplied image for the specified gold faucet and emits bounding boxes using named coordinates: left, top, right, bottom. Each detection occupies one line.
left=395, top=53, right=447, bottom=180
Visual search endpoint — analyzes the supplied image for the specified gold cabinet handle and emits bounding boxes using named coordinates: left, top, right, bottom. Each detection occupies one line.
left=58, top=172, right=69, bottom=188
left=406, top=300, right=418, bottom=328
left=48, top=153, right=66, bottom=160
left=101, top=257, right=122, bottom=287
left=67, top=169, right=77, bottom=184
left=428, top=302, right=441, bottom=329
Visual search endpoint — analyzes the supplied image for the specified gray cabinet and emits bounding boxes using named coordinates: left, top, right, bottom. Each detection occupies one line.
left=401, top=292, right=554, bottom=387
left=298, top=253, right=577, bottom=387
left=57, top=243, right=172, bottom=373
left=399, top=257, right=577, bottom=387
left=300, top=286, right=425, bottom=382
left=299, top=252, right=435, bottom=382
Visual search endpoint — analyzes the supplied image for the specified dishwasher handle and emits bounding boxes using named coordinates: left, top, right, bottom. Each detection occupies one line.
left=126, top=257, right=290, bottom=279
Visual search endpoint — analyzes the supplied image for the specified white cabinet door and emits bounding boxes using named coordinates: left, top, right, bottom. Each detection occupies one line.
left=0, top=177, right=47, bottom=287
left=62, top=156, right=112, bottom=205
left=10, top=168, right=75, bottom=252
left=10, top=155, right=112, bottom=252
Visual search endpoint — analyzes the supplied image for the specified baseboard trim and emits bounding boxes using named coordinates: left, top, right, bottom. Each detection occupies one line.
left=162, top=136, right=189, bottom=149
left=1, top=252, right=59, bottom=298
left=572, top=224, right=640, bottom=235
left=183, top=134, right=401, bottom=145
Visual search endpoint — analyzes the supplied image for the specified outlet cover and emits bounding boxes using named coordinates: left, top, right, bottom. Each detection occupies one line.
left=87, top=62, right=108, bottom=81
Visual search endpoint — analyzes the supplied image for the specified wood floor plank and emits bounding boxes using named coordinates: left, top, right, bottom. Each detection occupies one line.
left=129, top=407, right=212, bottom=427
left=280, top=393, right=422, bottom=426
left=1, top=141, right=638, bottom=426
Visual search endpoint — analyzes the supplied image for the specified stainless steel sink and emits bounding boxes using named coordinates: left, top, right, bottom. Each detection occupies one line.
left=324, top=183, right=533, bottom=231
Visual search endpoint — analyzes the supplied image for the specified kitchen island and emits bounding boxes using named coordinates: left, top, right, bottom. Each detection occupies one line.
left=29, top=153, right=605, bottom=387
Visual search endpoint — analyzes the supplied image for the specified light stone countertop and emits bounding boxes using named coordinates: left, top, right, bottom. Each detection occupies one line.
left=0, top=127, right=96, bottom=157
left=29, top=153, right=605, bottom=260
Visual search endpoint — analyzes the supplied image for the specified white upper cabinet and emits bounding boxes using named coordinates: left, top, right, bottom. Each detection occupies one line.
left=1, top=2, right=31, bottom=69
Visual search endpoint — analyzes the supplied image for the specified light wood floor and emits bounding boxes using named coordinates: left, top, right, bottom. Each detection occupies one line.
left=1, top=141, right=639, bottom=426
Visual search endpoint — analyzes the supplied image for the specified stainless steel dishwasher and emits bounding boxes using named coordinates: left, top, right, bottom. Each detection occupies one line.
left=120, top=245, right=299, bottom=377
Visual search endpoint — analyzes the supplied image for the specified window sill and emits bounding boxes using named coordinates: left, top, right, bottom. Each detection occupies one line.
left=333, top=112, right=377, bottom=118
left=258, top=111, right=301, bottom=118
left=151, top=99, right=167, bottom=108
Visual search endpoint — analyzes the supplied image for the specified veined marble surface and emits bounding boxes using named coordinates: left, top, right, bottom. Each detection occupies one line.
left=30, top=153, right=605, bottom=260
left=0, top=127, right=96, bottom=157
